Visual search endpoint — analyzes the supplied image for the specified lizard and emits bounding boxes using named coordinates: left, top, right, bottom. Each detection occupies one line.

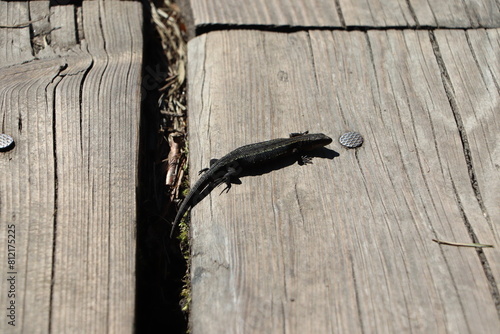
left=170, top=131, right=333, bottom=237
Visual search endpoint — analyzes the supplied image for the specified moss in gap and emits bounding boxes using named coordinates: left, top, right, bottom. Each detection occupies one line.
left=177, top=148, right=192, bottom=317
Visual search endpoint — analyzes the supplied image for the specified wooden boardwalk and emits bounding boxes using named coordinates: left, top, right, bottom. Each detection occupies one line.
left=0, top=1, right=142, bottom=333
left=185, top=0, right=500, bottom=333
left=0, top=0, right=498, bottom=333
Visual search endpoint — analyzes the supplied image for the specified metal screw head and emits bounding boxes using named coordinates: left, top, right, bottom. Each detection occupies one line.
left=339, top=132, right=363, bottom=149
left=0, top=134, right=15, bottom=152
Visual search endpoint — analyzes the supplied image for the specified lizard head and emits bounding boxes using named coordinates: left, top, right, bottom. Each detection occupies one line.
left=300, top=133, right=333, bottom=150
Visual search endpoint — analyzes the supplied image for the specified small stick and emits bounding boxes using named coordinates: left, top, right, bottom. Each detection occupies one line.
left=432, top=239, right=494, bottom=248
left=0, top=16, right=47, bottom=29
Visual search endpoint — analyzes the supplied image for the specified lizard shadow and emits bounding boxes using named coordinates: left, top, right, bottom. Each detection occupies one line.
left=188, top=147, right=339, bottom=209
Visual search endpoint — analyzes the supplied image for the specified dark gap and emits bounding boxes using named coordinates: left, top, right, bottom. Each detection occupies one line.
left=135, top=2, right=187, bottom=333
left=195, top=23, right=479, bottom=36
left=48, top=67, right=64, bottom=334
left=49, top=0, right=83, bottom=6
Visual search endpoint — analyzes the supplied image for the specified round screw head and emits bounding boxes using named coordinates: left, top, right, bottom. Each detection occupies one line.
left=339, top=132, right=363, bottom=149
left=0, top=134, right=15, bottom=152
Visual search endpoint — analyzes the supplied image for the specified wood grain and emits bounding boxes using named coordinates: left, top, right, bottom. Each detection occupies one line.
left=0, top=1, right=142, bottom=333
left=342, top=0, right=500, bottom=27
left=190, top=0, right=342, bottom=27
left=188, top=0, right=500, bottom=29
left=0, top=1, right=33, bottom=67
left=187, top=30, right=500, bottom=333
left=433, top=28, right=500, bottom=281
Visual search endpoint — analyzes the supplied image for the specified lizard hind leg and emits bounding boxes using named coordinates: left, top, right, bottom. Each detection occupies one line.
left=220, top=181, right=232, bottom=194
left=219, top=176, right=242, bottom=194
left=218, top=166, right=241, bottom=194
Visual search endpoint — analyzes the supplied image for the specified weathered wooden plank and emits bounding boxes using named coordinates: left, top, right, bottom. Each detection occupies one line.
left=341, top=0, right=500, bottom=27
left=0, top=1, right=34, bottom=67
left=339, top=0, right=416, bottom=27
left=189, top=0, right=342, bottom=27
left=50, top=5, right=78, bottom=49
left=0, top=1, right=142, bottom=333
left=0, top=59, right=64, bottom=333
left=433, top=29, right=500, bottom=278
left=187, top=30, right=500, bottom=333
left=188, top=0, right=500, bottom=29
left=410, top=0, right=500, bottom=28
left=51, top=2, right=142, bottom=333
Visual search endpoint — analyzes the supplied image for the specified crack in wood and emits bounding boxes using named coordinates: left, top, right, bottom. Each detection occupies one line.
left=333, top=0, right=346, bottom=28
left=429, top=30, right=500, bottom=318
left=404, top=0, right=420, bottom=26
left=48, top=65, right=65, bottom=334
left=428, top=31, right=493, bottom=234
left=450, top=178, right=500, bottom=319
left=349, top=251, right=366, bottom=334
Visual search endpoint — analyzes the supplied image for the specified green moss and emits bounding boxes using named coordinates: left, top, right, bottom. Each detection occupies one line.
left=174, top=143, right=192, bottom=325
left=177, top=194, right=191, bottom=318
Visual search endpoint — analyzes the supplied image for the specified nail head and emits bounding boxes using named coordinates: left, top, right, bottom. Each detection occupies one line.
left=0, top=134, right=15, bottom=152
left=339, top=132, right=363, bottom=149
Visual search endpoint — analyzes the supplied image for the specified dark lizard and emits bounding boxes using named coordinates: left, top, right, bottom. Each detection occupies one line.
left=170, top=132, right=333, bottom=237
